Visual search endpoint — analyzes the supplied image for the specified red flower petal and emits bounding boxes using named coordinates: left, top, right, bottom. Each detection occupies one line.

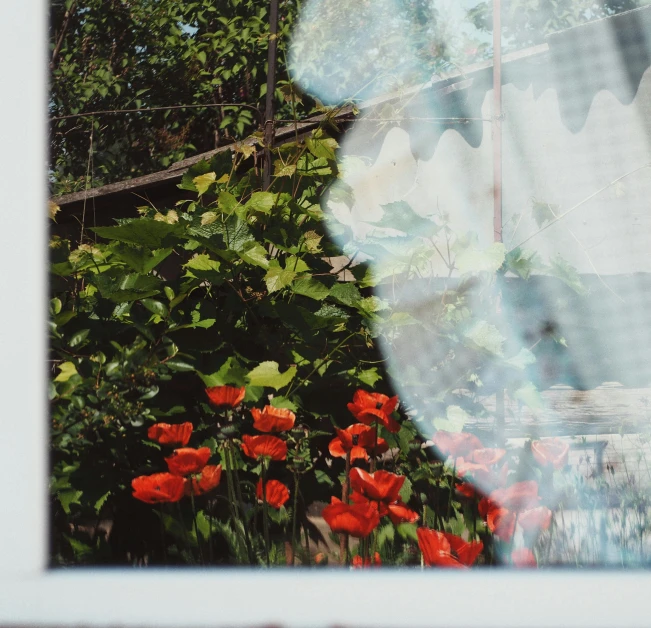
left=205, top=385, right=246, bottom=408
left=322, top=497, right=380, bottom=538
left=241, top=434, right=287, bottom=461
left=519, top=506, right=552, bottom=533
left=531, top=438, right=569, bottom=470
left=431, top=430, right=483, bottom=459
left=188, top=465, right=222, bottom=496
left=165, top=447, right=212, bottom=476
left=468, top=448, right=506, bottom=466
left=251, top=406, right=296, bottom=432
left=349, top=468, right=405, bottom=503
left=416, top=528, right=465, bottom=568
left=147, top=422, right=193, bottom=447
left=486, top=506, right=516, bottom=541
left=387, top=502, right=420, bottom=525
left=256, top=478, right=290, bottom=509
left=512, top=548, right=537, bottom=567
left=442, top=532, right=483, bottom=566
left=347, top=390, right=400, bottom=433
left=132, top=473, right=186, bottom=504
left=490, top=480, right=540, bottom=512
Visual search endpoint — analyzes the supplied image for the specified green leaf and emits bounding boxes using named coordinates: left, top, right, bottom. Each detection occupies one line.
left=531, top=199, right=558, bottom=228
left=274, top=162, right=297, bottom=177
left=547, top=255, right=586, bottom=294
left=193, top=172, right=217, bottom=195
left=58, top=489, right=82, bottom=514
left=93, top=219, right=184, bottom=249
left=201, top=211, right=218, bottom=226
left=512, top=382, right=545, bottom=410
left=141, top=298, right=168, bottom=319
left=456, top=242, right=506, bottom=274
left=93, top=269, right=162, bottom=302
left=398, top=477, right=412, bottom=503
left=68, top=329, right=90, bottom=348
left=315, top=469, right=335, bottom=487
left=94, top=491, right=111, bottom=514
left=264, top=261, right=296, bottom=293
left=374, top=201, right=439, bottom=237
left=54, top=361, right=78, bottom=382
left=396, top=522, right=419, bottom=542
left=462, top=320, right=504, bottom=356
left=291, top=276, right=330, bottom=301
left=246, top=361, right=297, bottom=390
left=432, top=405, right=469, bottom=433
left=503, top=348, right=536, bottom=370
left=238, top=241, right=269, bottom=269
left=184, top=254, right=223, bottom=284
left=305, top=135, right=338, bottom=160
left=218, top=191, right=240, bottom=214
left=199, top=356, right=248, bottom=387
left=245, top=191, right=277, bottom=214
left=270, top=396, right=298, bottom=411
left=357, top=367, right=382, bottom=387
left=376, top=522, right=395, bottom=549
left=196, top=50, right=207, bottom=65
left=504, top=247, right=539, bottom=279
left=329, top=282, right=362, bottom=308
left=111, top=243, right=173, bottom=274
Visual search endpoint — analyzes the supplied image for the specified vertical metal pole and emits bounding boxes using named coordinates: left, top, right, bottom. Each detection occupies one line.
left=493, top=0, right=502, bottom=244
left=263, top=0, right=279, bottom=191
left=493, top=0, right=505, bottom=442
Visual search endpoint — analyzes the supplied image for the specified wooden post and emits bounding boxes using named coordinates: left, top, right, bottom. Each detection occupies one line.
left=263, top=0, right=279, bottom=191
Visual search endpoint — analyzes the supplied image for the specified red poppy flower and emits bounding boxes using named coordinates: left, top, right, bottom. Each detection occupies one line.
left=457, top=482, right=478, bottom=499
left=387, top=502, right=420, bottom=525
left=205, top=385, right=246, bottom=408
left=349, top=468, right=405, bottom=504
left=519, top=506, right=552, bottom=533
left=442, top=532, right=484, bottom=567
left=486, top=506, right=516, bottom=541
left=455, top=457, right=492, bottom=484
left=431, top=430, right=483, bottom=459
left=147, top=422, right=193, bottom=447
left=132, top=473, right=186, bottom=504
left=417, top=528, right=470, bottom=568
left=352, top=552, right=382, bottom=568
left=256, top=478, right=290, bottom=509
left=241, top=434, right=287, bottom=461
left=347, top=389, right=400, bottom=433
left=186, top=465, right=222, bottom=496
left=329, top=424, right=388, bottom=462
left=490, top=480, right=540, bottom=512
left=322, top=497, right=380, bottom=538
left=468, top=448, right=506, bottom=466
left=251, top=406, right=296, bottom=433
left=512, top=548, right=537, bottom=567
left=531, top=438, right=569, bottom=470
left=165, top=447, right=211, bottom=476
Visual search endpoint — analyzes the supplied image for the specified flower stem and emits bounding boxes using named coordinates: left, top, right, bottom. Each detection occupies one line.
left=190, top=490, right=204, bottom=565
left=223, top=442, right=248, bottom=563
left=229, top=445, right=255, bottom=564
left=158, top=504, right=167, bottom=565
left=291, top=470, right=299, bottom=566
left=262, top=459, right=271, bottom=567
left=176, top=502, right=195, bottom=565
left=340, top=451, right=351, bottom=566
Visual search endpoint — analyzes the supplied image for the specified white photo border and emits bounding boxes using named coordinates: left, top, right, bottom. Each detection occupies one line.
left=2, top=0, right=650, bottom=625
